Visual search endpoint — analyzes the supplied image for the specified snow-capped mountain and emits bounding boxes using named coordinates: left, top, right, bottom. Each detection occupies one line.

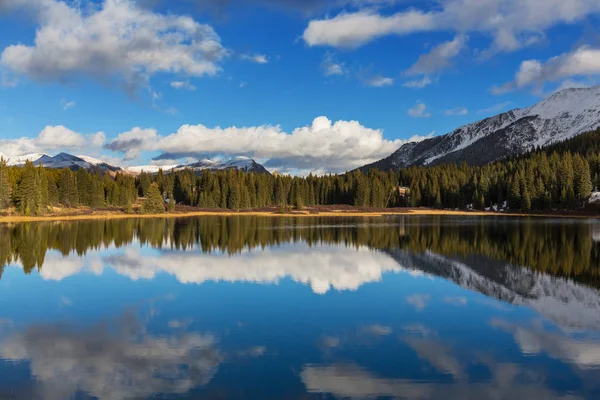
left=362, top=86, right=600, bottom=171
left=183, top=156, right=270, bottom=174
left=390, top=250, right=600, bottom=331
left=128, top=156, right=270, bottom=175
left=4, top=153, right=47, bottom=166
left=5, top=152, right=122, bottom=173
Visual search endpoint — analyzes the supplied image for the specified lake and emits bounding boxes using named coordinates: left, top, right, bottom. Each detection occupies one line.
left=0, top=216, right=599, bottom=399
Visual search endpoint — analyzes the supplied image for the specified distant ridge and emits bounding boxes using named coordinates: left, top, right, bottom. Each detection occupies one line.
left=127, top=156, right=270, bottom=175
left=361, top=85, right=600, bottom=171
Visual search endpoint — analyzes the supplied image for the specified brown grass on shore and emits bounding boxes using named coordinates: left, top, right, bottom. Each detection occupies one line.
left=0, top=205, right=597, bottom=224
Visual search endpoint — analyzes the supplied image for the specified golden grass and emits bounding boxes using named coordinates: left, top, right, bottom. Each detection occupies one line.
left=0, top=207, right=595, bottom=224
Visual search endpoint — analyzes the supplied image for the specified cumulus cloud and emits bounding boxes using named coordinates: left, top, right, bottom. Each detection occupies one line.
left=444, top=108, right=468, bottom=116
left=406, top=35, right=468, bottom=76
left=241, top=53, right=269, bottom=64
left=102, top=244, right=403, bottom=294
left=0, top=125, right=104, bottom=160
left=302, top=0, right=600, bottom=55
left=171, top=81, right=196, bottom=91
left=105, top=116, right=422, bottom=172
left=494, top=46, right=600, bottom=93
left=408, top=103, right=431, bottom=118
left=0, top=317, right=220, bottom=399
left=492, top=319, right=600, bottom=367
left=0, top=0, right=227, bottom=90
left=15, top=243, right=407, bottom=294
left=104, top=127, right=158, bottom=160
left=403, top=76, right=432, bottom=89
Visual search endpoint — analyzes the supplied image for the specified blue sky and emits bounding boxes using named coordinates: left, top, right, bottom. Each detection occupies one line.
left=0, top=0, right=599, bottom=173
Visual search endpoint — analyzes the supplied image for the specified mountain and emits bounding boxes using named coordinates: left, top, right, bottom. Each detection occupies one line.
left=128, top=156, right=270, bottom=175
left=6, top=152, right=122, bottom=173
left=183, top=156, right=270, bottom=174
left=4, top=153, right=47, bottom=166
left=361, top=86, right=600, bottom=171
left=390, top=249, right=600, bottom=331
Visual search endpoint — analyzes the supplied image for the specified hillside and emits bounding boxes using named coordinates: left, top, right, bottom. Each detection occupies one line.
left=361, top=86, right=600, bottom=171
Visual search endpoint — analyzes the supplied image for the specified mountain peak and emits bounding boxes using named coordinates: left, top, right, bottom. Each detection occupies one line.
left=361, top=84, right=600, bottom=171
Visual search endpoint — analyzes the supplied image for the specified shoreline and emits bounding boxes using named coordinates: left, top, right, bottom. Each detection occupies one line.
left=0, top=208, right=597, bottom=223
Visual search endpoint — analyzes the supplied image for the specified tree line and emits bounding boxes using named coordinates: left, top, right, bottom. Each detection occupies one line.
left=2, top=128, right=600, bottom=215
left=1, top=216, right=599, bottom=288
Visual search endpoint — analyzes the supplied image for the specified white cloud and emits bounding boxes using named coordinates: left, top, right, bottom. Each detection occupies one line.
left=105, top=116, right=424, bottom=172
left=104, top=127, right=158, bottom=161
left=0, top=125, right=105, bottom=161
left=88, top=131, right=106, bottom=147
left=402, top=76, right=432, bottom=89
left=444, top=108, right=468, bottom=116
left=321, top=53, right=346, bottom=76
left=302, top=1, right=600, bottom=55
left=61, top=99, right=76, bottom=111
left=406, top=35, right=468, bottom=76
left=303, top=9, right=435, bottom=49
left=408, top=103, right=431, bottom=118
left=1, top=0, right=227, bottom=90
left=492, top=319, right=600, bottom=367
left=363, top=75, right=394, bottom=87
left=241, top=53, right=268, bottom=64
left=170, top=81, right=196, bottom=91
left=0, top=318, right=219, bottom=399
left=495, top=46, right=600, bottom=92
left=10, top=243, right=405, bottom=294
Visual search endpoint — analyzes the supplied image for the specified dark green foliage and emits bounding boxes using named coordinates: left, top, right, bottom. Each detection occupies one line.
left=0, top=158, right=10, bottom=210
left=141, top=183, right=165, bottom=214
left=3, top=128, right=600, bottom=216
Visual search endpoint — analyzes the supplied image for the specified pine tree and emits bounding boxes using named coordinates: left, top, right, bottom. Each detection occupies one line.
left=573, top=155, right=593, bottom=205
left=0, top=158, right=10, bottom=210
left=141, top=183, right=165, bottom=214
left=91, top=178, right=105, bottom=208
left=521, top=187, right=531, bottom=211
left=508, top=177, right=521, bottom=210
left=228, top=183, right=241, bottom=210
left=15, top=161, right=39, bottom=215
left=168, top=190, right=176, bottom=212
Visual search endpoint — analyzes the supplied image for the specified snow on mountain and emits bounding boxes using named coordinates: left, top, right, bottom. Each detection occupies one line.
left=362, top=85, right=600, bottom=171
left=127, top=157, right=270, bottom=175
left=25, top=152, right=122, bottom=173
left=182, top=156, right=270, bottom=174
left=4, top=153, right=48, bottom=166
left=390, top=249, right=600, bottom=331
left=126, top=165, right=178, bottom=174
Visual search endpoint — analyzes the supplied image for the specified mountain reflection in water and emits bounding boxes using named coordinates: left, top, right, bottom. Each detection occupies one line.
left=0, top=216, right=599, bottom=399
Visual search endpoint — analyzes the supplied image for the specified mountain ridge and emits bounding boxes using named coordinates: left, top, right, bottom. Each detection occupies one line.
left=361, top=86, right=600, bottom=171
left=4, top=153, right=270, bottom=175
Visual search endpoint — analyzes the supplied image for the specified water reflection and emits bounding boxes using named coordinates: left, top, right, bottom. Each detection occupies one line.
left=1, top=216, right=600, bottom=399
left=1, top=315, right=220, bottom=399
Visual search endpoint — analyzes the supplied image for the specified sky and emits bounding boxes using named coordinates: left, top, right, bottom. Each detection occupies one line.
left=0, top=0, right=600, bottom=174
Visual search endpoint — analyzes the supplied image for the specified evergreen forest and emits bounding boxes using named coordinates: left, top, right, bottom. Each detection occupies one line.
left=2, top=128, right=600, bottom=215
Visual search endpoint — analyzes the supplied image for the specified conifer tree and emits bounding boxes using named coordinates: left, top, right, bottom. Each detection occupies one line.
left=573, top=155, right=593, bottom=205
left=15, top=161, right=39, bottom=215
left=141, top=183, right=165, bottom=214
left=0, top=158, right=10, bottom=210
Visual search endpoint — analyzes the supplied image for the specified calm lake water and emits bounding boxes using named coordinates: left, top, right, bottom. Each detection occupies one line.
left=1, top=216, right=600, bottom=399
